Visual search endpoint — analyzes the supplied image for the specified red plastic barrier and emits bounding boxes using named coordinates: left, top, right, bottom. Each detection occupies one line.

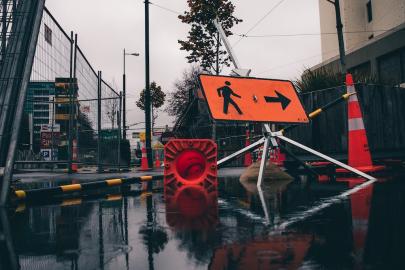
left=164, top=139, right=218, bottom=229
left=164, top=139, right=217, bottom=186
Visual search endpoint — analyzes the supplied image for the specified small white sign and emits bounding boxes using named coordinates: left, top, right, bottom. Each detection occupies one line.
left=40, top=149, right=51, bottom=161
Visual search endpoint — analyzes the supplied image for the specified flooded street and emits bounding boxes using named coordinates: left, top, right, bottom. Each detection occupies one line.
left=1, top=172, right=405, bottom=269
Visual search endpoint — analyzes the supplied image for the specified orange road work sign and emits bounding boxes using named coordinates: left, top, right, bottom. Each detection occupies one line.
left=198, top=75, right=309, bottom=123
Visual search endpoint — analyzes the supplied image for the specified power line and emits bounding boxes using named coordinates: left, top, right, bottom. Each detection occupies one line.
left=149, top=2, right=182, bottom=15
left=235, top=29, right=391, bottom=38
left=255, top=33, right=381, bottom=76
left=232, top=0, right=287, bottom=48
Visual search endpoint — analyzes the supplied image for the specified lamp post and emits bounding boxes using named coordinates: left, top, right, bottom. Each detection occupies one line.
left=145, top=0, right=153, bottom=168
left=123, top=49, right=140, bottom=140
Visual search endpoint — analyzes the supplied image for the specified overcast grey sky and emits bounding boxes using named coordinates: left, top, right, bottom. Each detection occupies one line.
left=45, top=0, right=323, bottom=127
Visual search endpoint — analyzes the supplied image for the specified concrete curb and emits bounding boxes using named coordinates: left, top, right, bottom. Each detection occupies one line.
left=13, top=175, right=163, bottom=201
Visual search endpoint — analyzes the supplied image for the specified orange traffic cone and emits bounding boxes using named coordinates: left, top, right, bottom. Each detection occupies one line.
left=243, top=130, right=252, bottom=167
left=154, top=150, right=161, bottom=168
left=257, top=146, right=263, bottom=162
left=140, top=143, right=150, bottom=171
left=336, top=73, right=385, bottom=173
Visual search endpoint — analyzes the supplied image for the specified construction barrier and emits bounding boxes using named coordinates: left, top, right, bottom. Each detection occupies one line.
left=12, top=175, right=163, bottom=202
left=164, top=139, right=218, bottom=226
left=15, top=187, right=163, bottom=213
left=164, top=139, right=217, bottom=186
left=280, top=92, right=355, bottom=134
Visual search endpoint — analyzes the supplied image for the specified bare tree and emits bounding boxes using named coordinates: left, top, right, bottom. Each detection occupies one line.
left=165, top=66, right=203, bottom=121
left=105, top=79, right=119, bottom=129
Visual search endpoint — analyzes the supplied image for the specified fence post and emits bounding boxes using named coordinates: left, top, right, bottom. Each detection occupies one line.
left=73, top=33, right=78, bottom=168
left=97, top=71, right=102, bottom=173
left=51, top=97, right=55, bottom=167
left=118, top=92, right=122, bottom=171
left=68, top=31, right=74, bottom=174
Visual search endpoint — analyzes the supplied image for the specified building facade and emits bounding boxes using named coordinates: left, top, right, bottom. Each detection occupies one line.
left=315, top=0, right=405, bottom=85
left=24, top=79, right=78, bottom=159
left=24, top=82, right=56, bottom=152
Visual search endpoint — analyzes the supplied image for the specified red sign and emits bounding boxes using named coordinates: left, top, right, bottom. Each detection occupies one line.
left=40, top=132, right=61, bottom=148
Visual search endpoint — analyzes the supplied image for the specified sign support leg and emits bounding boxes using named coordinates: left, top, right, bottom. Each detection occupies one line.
left=217, top=137, right=265, bottom=167
left=257, top=124, right=279, bottom=187
left=276, top=134, right=376, bottom=181
left=257, top=136, right=271, bottom=187
left=257, top=185, right=270, bottom=224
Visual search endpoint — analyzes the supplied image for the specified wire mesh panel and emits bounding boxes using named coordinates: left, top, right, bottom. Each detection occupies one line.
left=14, top=7, right=72, bottom=169
left=13, top=7, right=123, bottom=171
left=100, top=80, right=121, bottom=168
left=0, top=0, right=20, bottom=63
left=0, top=0, right=47, bottom=168
left=75, top=47, right=99, bottom=166
left=30, top=7, right=71, bottom=81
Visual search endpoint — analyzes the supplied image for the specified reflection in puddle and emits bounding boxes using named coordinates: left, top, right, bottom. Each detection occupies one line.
left=166, top=186, right=218, bottom=230
left=210, top=234, right=312, bottom=270
left=1, top=172, right=405, bottom=269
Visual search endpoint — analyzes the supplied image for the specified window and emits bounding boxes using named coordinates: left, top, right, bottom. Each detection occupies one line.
left=44, top=23, right=52, bottom=45
left=34, top=111, right=49, bottom=118
left=366, top=1, right=373, bottom=22
left=34, top=104, right=49, bottom=110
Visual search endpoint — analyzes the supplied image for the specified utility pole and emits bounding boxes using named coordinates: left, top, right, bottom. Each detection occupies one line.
left=327, top=0, right=346, bottom=74
left=123, top=48, right=126, bottom=140
left=144, top=0, right=153, bottom=168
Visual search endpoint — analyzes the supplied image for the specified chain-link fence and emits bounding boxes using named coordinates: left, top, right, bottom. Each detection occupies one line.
left=16, top=7, right=124, bottom=172
left=99, top=79, right=121, bottom=169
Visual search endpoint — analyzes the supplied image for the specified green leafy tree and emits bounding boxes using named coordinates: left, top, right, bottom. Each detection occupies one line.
left=178, top=0, right=242, bottom=74
left=136, top=81, right=166, bottom=125
left=136, top=81, right=166, bottom=111
left=296, top=67, right=379, bottom=93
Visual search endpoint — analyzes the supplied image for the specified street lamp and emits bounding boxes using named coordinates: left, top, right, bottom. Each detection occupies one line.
left=123, top=48, right=140, bottom=140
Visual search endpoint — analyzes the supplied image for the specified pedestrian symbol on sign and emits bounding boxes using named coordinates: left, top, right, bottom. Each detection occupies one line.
left=217, top=81, right=243, bottom=115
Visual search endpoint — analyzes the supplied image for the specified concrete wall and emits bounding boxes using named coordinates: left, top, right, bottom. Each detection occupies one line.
left=319, top=0, right=405, bottom=62
left=370, top=0, right=405, bottom=35
left=342, top=0, right=368, bottom=51
left=312, top=23, right=405, bottom=84
left=319, top=0, right=339, bottom=61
